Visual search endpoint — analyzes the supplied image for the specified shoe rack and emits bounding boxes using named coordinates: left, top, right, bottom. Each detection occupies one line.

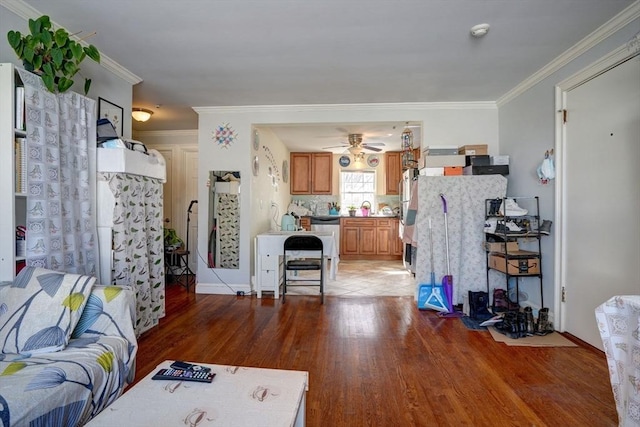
left=484, top=196, right=543, bottom=309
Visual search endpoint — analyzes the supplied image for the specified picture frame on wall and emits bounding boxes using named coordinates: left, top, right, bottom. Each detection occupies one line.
left=98, top=97, right=124, bottom=136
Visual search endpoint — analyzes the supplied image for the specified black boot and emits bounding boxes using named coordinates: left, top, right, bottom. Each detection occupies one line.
left=524, top=306, right=535, bottom=335
left=535, top=307, right=553, bottom=335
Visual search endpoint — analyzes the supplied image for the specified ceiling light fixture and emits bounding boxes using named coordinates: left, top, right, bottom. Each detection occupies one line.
left=470, top=23, right=490, bottom=38
left=132, top=108, right=154, bottom=122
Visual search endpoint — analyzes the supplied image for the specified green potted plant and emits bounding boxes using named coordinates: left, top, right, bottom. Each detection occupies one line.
left=7, top=15, right=101, bottom=94
left=348, top=205, right=357, bottom=217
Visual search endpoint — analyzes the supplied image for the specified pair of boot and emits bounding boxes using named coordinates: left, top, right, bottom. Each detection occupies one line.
left=535, top=307, right=554, bottom=335
left=495, top=311, right=529, bottom=339
left=468, top=291, right=494, bottom=321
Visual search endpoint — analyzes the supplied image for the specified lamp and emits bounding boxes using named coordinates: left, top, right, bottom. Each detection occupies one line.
left=132, top=108, right=153, bottom=122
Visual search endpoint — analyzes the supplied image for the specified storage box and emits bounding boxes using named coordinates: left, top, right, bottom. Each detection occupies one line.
left=458, top=144, right=488, bottom=155
left=424, top=146, right=459, bottom=156
left=484, top=241, right=519, bottom=253
left=463, top=165, right=509, bottom=176
left=420, top=167, right=444, bottom=176
left=465, top=155, right=490, bottom=166
left=491, top=155, right=510, bottom=165
left=489, top=253, right=540, bottom=275
left=423, top=154, right=466, bottom=168
left=444, top=166, right=463, bottom=176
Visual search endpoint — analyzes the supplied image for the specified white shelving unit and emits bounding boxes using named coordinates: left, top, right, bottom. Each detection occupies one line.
left=0, top=63, right=25, bottom=281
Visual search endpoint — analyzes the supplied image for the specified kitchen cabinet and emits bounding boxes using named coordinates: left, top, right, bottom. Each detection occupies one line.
left=340, top=217, right=402, bottom=260
left=385, top=151, right=401, bottom=195
left=290, top=152, right=332, bottom=195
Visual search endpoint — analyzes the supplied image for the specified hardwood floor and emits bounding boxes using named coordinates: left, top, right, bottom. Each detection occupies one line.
left=132, top=285, right=617, bottom=426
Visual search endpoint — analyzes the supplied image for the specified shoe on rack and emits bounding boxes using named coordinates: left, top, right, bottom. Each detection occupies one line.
left=495, top=220, right=522, bottom=234
left=499, top=198, right=528, bottom=216
left=484, top=218, right=497, bottom=234
left=488, top=198, right=502, bottom=216
left=537, top=220, right=553, bottom=236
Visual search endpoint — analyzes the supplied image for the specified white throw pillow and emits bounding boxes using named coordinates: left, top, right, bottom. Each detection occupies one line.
left=0, top=267, right=95, bottom=354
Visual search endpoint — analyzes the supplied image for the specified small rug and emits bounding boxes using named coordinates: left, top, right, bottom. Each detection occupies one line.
left=460, top=316, right=488, bottom=330
left=488, top=326, right=578, bottom=347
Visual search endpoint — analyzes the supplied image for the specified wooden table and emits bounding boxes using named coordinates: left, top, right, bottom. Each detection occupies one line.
left=86, top=360, right=309, bottom=426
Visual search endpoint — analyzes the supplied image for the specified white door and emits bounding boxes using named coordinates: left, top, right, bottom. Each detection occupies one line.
left=563, top=56, right=640, bottom=349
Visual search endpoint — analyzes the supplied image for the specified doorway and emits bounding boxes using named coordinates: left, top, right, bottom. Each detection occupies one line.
left=557, top=49, right=640, bottom=349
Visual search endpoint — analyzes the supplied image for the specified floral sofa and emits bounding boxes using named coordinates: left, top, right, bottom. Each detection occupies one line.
left=0, top=267, right=137, bottom=426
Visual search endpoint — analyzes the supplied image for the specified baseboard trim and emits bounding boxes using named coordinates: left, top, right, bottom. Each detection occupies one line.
left=195, top=282, right=251, bottom=295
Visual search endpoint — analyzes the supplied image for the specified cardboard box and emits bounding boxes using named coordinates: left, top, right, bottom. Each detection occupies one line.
left=463, top=165, right=509, bottom=176
left=489, top=253, right=540, bottom=275
left=484, top=241, right=519, bottom=253
left=423, top=154, right=466, bottom=168
left=465, top=155, right=490, bottom=166
left=491, top=155, right=510, bottom=165
left=444, top=166, right=463, bottom=176
left=458, top=144, right=488, bottom=155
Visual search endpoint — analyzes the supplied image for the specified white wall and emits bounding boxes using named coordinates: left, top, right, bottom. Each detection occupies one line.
left=194, top=103, right=498, bottom=292
left=497, top=16, right=640, bottom=311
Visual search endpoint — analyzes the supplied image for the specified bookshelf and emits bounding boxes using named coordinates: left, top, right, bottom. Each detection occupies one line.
left=0, top=63, right=26, bottom=281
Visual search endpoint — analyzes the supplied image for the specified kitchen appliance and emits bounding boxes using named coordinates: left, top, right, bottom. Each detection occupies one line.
left=310, top=216, right=340, bottom=255
left=280, top=213, right=299, bottom=231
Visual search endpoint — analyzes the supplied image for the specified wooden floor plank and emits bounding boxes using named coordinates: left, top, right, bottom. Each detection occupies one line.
left=132, top=286, right=618, bottom=426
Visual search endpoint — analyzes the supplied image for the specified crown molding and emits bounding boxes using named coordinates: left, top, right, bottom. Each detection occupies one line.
left=498, top=0, right=640, bottom=106
left=193, top=101, right=497, bottom=115
left=1, top=0, right=142, bottom=85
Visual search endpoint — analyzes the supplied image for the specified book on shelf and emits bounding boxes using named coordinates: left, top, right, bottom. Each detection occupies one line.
left=15, top=137, right=26, bottom=194
left=15, top=86, right=25, bottom=131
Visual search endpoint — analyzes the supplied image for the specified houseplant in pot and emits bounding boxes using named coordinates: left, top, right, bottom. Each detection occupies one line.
left=348, top=206, right=357, bottom=217
left=7, top=15, right=101, bottom=94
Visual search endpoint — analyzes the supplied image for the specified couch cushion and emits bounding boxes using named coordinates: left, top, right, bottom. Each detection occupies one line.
left=0, top=267, right=95, bottom=354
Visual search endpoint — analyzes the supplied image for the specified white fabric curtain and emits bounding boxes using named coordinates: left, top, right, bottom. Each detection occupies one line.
left=19, top=69, right=98, bottom=276
left=103, top=172, right=165, bottom=336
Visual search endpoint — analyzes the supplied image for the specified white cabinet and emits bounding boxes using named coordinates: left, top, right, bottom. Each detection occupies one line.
left=0, top=63, right=26, bottom=281
left=256, top=251, right=282, bottom=298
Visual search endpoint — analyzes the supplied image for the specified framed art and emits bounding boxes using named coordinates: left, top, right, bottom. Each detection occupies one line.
left=98, top=98, right=124, bottom=136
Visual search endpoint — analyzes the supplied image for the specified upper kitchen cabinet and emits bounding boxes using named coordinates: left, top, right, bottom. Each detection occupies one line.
left=385, top=151, right=401, bottom=195
left=290, top=152, right=333, bottom=194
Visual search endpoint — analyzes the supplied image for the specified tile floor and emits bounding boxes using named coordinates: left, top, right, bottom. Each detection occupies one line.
left=284, top=259, right=416, bottom=298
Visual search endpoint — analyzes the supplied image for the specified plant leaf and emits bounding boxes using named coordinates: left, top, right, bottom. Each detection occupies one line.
left=28, top=18, right=38, bottom=35
left=54, top=28, right=68, bottom=47
left=84, top=78, right=92, bottom=95
left=57, top=76, right=73, bottom=93
left=25, top=366, right=66, bottom=390
left=84, top=44, right=100, bottom=63
left=7, top=30, right=21, bottom=49
left=70, top=42, right=83, bottom=61
left=41, top=73, right=55, bottom=93
left=23, top=326, right=65, bottom=351
left=71, top=293, right=103, bottom=338
left=51, top=47, right=63, bottom=68
left=40, top=29, right=52, bottom=48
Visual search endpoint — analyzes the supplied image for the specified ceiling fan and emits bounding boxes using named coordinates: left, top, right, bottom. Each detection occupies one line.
left=322, top=133, right=385, bottom=153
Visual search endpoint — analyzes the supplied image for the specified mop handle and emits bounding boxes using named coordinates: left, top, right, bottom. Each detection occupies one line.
left=439, top=193, right=451, bottom=275
left=428, top=218, right=434, bottom=269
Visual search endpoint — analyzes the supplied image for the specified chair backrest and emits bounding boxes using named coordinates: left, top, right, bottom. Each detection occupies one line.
left=284, top=235, right=323, bottom=254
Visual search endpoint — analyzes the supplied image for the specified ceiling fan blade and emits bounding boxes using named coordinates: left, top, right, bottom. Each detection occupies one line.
left=322, top=144, right=348, bottom=149
left=363, top=145, right=383, bottom=152
left=363, top=142, right=385, bottom=146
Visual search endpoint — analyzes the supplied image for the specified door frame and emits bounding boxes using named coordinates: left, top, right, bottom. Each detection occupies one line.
left=554, top=43, right=639, bottom=332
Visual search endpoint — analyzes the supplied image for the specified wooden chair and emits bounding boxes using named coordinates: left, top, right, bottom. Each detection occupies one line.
left=282, top=235, right=324, bottom=304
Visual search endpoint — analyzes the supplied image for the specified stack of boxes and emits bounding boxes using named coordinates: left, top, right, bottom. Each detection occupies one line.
left=419, top=144, right=510, bottom=176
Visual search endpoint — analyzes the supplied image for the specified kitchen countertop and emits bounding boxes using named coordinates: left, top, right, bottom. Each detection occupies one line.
left=305, top=215, right=399, bottom=219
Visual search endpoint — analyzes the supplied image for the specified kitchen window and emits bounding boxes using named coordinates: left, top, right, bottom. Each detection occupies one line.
left=340, top=171, right=375, bottom=212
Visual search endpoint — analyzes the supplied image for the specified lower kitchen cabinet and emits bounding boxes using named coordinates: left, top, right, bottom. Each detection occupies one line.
left=340, top=217, right=402, bottom=260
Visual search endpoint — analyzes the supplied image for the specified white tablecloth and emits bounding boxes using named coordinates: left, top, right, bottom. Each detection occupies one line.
left=255, top=231, right=339, bottom=298
left=595, top=295, right=640, bottom=427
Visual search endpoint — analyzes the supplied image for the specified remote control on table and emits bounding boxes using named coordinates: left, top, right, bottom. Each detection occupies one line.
left=170, top=361, right=211, bottom=373
left=152, top=368, right=215, bottom=383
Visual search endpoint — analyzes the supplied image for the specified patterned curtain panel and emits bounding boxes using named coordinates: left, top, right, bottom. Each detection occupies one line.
left=103, top=172, right=165, bottom=336
left=18, top=69, right=98, bottom=276
left=216, top=193, right=239, bottom=268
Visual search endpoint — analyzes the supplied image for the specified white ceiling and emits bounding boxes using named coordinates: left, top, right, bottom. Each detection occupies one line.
left=13, top=0, right=638, bottom=151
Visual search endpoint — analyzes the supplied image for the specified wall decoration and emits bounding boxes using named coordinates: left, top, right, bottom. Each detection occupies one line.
left=339, top=155, right=351, bottom=167
left=213, top=122, right=238, bottom=148
left=253, top=129, right=260, bottom=151
left=367, top=154, right=380, bottom=168
left=98, top=97, right=123, bottom=136
left=282, top=160, right=289, bottom=183
left=252, top=156, right=260, bottom=176
left=261, top=145, right=280, bottom=182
